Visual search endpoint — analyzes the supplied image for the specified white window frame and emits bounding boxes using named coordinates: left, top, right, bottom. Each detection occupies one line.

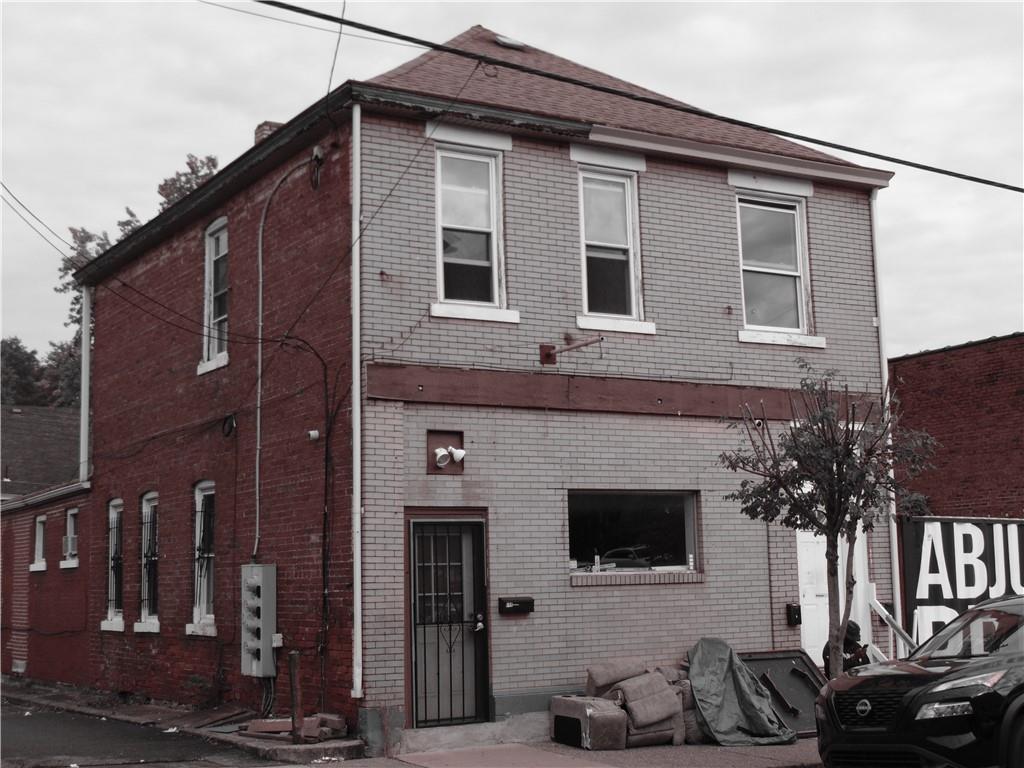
left=430, top=147, right=519, bottom=324
left=59, top=508, right=79, bottom=569
left=29, top=515, right=46, bottom=572
left=187, top=481, right=217, bottom=636
left=198, top=217, right=229, bottom=374
left=576, top=167, right=654, bottom=335
left=101, top=499, right=124, bottom=631
left=735, top=194, right=825, bottom=347
left=135, top=492, right=160, bottom=632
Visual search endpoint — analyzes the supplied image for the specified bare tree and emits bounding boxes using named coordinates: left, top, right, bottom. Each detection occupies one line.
left=719, top=361, right=935, bottom=678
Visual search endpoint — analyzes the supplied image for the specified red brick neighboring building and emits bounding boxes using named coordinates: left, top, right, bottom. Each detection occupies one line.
left=890, top=332, right=1024, bottom=640
left=3, top=26, right=901, bottom=751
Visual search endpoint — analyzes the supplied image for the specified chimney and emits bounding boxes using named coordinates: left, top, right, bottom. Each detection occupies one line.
left=254, top=121, right=283, bottom=145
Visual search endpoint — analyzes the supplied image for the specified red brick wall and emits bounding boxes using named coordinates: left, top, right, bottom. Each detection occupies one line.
left=889, top=333, right=1024, bottom=519
left=81, top=132, right=355, bottom=718
left=1, top=495, right=91, bottom=683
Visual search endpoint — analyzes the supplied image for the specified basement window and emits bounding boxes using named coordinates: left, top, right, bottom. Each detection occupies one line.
left=568, top=492, right=700, bottom=584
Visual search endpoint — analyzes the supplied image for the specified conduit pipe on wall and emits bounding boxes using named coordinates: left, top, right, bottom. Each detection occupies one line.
left=79, top=287, right=92, bottom=482
left=869, top=188, right=905, bottom=657
left=350, top=103, right=364, bottom=700
left=254, top=157, right=317, bottom=561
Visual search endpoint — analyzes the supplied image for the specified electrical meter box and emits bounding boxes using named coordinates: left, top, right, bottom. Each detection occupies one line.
left=240, top=564, right=277, bottom=677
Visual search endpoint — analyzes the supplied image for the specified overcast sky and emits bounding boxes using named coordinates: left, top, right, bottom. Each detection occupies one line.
left=3, top=1, right=1021, bottom=361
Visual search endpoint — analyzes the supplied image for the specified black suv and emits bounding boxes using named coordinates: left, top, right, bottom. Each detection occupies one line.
left=816, top=595, right=1023, bottom=768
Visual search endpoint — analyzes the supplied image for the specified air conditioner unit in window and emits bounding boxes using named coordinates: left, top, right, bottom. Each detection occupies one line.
left=62, top=534, right=78, bottom=558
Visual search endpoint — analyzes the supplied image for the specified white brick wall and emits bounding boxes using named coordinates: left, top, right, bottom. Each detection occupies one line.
left=355, top=112, right=888, bottom=714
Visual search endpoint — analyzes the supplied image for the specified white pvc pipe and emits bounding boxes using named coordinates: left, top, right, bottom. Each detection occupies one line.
left=78, top=287, right=92, bottom=482
left=350, top=103, right=364, bottom=700
left=869, top=189, right=906, bottom=657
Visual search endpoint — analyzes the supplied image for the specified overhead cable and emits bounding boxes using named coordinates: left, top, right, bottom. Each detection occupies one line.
left=257, top=0, right=1023, bottom=194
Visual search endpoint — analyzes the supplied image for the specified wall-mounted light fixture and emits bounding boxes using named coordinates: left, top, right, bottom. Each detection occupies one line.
left=427, top=431, right=465, bottom=475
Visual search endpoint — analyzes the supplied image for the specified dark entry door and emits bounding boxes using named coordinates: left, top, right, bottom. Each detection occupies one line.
left=410, top=520, right=488, bottom=727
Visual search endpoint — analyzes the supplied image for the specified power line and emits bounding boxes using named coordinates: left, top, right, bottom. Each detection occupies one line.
left=257, top=0, right=1023, bottom=194
left=1, top=182, right=74, bottom=248
left=2, top=195, right=72, bottom=260
left=196, top=0, right=425, bottom=49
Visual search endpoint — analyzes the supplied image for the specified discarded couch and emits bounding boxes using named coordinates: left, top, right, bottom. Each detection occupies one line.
left=551, top=657, right=684, bottom=749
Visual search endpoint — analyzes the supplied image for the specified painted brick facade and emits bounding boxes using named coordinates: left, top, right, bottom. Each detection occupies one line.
left=3, top=27, right=899, bottom=748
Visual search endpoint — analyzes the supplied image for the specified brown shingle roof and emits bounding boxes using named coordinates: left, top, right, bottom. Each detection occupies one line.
left=367, top=25, right=853, bottom=167
left=1, top=406, right=79, bottom=498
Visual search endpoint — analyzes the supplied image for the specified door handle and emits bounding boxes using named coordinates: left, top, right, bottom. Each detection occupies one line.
left=474, top=612, right=485, bottom=632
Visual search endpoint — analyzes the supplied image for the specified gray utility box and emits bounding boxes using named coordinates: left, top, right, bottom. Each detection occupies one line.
left=240, top=564, right=277, bottom=677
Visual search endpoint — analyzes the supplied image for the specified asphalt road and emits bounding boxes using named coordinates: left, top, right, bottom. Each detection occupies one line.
left=1, top=703, right=278, bottom=768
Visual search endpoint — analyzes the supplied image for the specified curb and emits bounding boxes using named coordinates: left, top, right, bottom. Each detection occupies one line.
left=2, top=687, right=365, bottom=764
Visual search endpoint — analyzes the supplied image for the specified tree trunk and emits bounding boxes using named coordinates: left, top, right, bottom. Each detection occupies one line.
left=825, top=532, right=842, bottom=678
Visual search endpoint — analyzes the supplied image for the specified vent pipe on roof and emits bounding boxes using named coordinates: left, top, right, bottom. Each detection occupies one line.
left=494, top=34, right=526, bottom=50
left=254, top=121, right=283, bottom=145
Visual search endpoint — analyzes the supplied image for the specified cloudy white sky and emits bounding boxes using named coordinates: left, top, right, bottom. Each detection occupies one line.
left=2, top=1, right=1021, bottom=361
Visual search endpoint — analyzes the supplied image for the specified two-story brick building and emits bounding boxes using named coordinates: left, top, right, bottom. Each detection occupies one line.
left=2, top=26, right=899, bottom=751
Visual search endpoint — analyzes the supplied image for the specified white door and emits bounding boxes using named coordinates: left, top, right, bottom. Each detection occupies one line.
left=796, top=530, right=873, bottom=666
left=797, top=530, right=829, bottom=661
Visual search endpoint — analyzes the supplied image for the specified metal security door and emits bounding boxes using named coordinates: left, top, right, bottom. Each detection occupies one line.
left=410, top=521, right=488, bottom=727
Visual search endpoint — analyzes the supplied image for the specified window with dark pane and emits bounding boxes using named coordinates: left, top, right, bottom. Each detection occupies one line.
left=581, top=173, right=635, bottom=316
left=193, top=485, right=216, bottom=620
left=568, top=492, right=698, bottom=570
left=141, top=494, right=159, bottom=619
left=108, top=501, right=124, bottom=614
left=440, top=153, right=495, bottom=303
left=738, top=199, right=804, bottom=330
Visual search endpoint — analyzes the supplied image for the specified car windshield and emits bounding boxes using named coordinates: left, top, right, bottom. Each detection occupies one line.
left=911, top=600, right=1024, bottom=660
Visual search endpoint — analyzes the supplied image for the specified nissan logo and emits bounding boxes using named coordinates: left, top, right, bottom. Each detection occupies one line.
left=855, top=699, right=872, bottom=717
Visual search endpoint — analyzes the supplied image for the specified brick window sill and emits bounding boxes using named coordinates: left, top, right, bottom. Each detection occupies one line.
left=570, top=570, right=704, bottom=587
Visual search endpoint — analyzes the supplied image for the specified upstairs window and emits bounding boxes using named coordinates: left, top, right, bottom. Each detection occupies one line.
left=579, top=170, right=641, bottom=318
left=201, top=218, right=229, bottom=369
left=61, top=508, right=79, bottom=568
left=102, top=499, right=124, bottom=631
left=188, top=481, right=216, bottom=635
left=30, top=515, right=46, bottom=571
left=568, top=492, right=699, bottom=572
left=738, top=198, right=808, bottom=332
left=138, top=492, right=159, bottom=629
left=436, top=149, right=502, bottom=306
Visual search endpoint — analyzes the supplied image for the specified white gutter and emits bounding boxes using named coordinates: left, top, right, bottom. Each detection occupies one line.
left=350, top=103, right=364, bottom=700
left=869, top=189, right=906, bottom=657
left=79, top=287, right=92, bottom=482
left=0, top=480, right=91, bottom=513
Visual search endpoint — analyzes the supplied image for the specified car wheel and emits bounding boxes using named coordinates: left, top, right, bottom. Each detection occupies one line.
left=1006, top=713, right=1023, bottom=768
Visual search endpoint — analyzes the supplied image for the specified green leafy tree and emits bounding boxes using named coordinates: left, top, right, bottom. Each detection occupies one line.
left=1, top=337, right=46, bottom=405
left=157, top=153, right=218, bottom=211
left=719, top=361, right=935, bottom=679
left=39, top=338, right=82, bottom=407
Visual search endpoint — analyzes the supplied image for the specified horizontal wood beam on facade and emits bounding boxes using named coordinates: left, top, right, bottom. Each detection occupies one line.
left=367, top=363, right=819, bottom=420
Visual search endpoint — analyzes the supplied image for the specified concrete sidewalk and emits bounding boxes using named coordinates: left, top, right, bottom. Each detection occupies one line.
left=1, top=677, right=822, bottom=767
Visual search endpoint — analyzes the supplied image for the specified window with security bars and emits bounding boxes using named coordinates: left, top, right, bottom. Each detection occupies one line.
left=140, top=493, right=159, bottom=620
left=203, top=220, right=228, bottom=361
left=107, top=500, right=124, bottom=617
left=193, top=483, right=215, bottom=624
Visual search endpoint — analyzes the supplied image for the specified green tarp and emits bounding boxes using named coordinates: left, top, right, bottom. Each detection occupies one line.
left=689, top=637, right=797, bottom=746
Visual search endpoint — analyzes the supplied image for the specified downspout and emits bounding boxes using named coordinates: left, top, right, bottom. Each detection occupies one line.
left=869, top=188, right=905, bottom=657
left=78, top=287, right=92, bottom=482
left=350, top=102, right=364, bottom=700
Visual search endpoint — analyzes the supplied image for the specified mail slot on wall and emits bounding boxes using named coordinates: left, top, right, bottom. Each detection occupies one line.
left=786, top=603, right=802, bottom=627
left=498, top=596, right=534, bottom=615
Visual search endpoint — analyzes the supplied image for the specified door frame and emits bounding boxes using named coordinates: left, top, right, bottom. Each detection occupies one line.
left=403, top=508, right=490, bottom=728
